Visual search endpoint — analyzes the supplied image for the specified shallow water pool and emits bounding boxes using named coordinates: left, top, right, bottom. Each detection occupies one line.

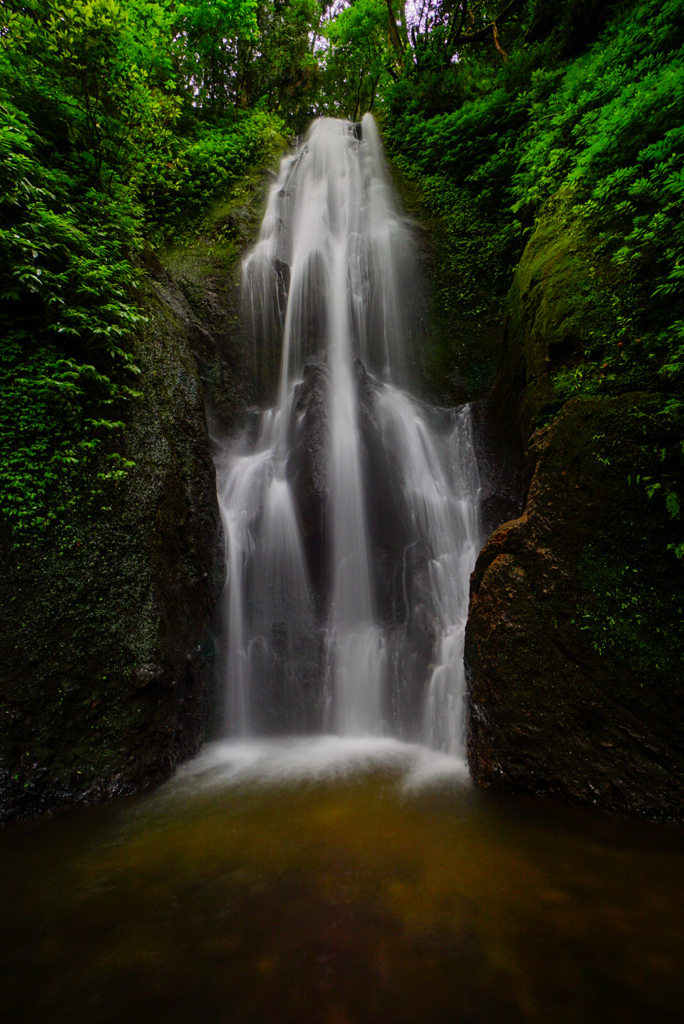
left=2, top=738, right=683, bottom=1024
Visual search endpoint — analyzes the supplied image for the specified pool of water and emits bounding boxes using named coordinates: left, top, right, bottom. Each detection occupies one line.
left=2, top=737, right=683, bottom=1024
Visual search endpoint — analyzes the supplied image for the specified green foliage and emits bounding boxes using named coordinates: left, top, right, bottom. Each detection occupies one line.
left=0, top=0, right=285, bottom=537
left=393, top=160, right=517, bottom=308
left=577, top=545, right=684, bottom=675
left=381, top=0, right=684, bottom=557
left=174, top=0, right=258, bottom=113
left=140, top=111, right=285, bottom=236
left=0, top=102, right=144, bottom=351
left=238, top=0, right=322, bottom=129
left=384, top=0, right=684, bottom=345
left=0, top=94, right=144, bottom=535
left=515, top=2, right=684, bottom=555
left=319, top=0, right=390, bottom=120
left=2, top=0, right=179, bottom=179
left=383, top=29, right=539, bottom=304
left=0, top=0, right=179, bottom=536
left=0, top=346, right=135, bottom=533
left=513, top=0, right=684, bottom=376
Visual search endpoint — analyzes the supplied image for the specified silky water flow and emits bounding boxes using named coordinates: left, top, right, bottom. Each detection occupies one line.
left=216, top=115, right=481, bottom=758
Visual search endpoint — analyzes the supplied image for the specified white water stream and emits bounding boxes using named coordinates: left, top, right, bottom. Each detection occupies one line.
left=216, top=116, right=481, bottom=758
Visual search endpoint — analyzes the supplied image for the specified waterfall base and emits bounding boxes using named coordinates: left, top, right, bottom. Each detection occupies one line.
left=3, top=743, right=683, bottom=1024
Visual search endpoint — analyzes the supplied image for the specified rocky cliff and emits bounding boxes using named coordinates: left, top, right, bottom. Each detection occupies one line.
left=0, top=191, right=263, bottom=821
left=466, top=211, right=684, bottom=821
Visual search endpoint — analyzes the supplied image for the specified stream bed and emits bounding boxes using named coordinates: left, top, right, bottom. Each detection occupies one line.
left=2, top=738, right=683, bottom=1024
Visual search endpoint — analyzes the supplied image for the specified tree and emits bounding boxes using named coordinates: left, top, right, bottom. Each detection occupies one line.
left=173, top=0, right=258, bottom=114
left=1, top=0, right=179, bottom=180
left=384, top=0, right=528, bottom=70
left=321, top=0, right=392, bottom=119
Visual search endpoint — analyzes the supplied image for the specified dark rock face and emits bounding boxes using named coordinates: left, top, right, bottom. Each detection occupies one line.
left=355, top=361, right=443, bottom=736
left=466, top=213, right=684, bottom=821
left=471, top=399, right=525, bottom=541
left=0, top=194, right=267, bottom=821
left=288, top=362, right=330, bottom=613
left=355, top=360, right=411, bottom=624
left=386, top=159, right=505, bottom=408
left=0, top=290, right=223, bottom=820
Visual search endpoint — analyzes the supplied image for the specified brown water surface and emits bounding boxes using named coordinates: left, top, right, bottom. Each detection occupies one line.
left=1, top=738, right=683, bottom=1024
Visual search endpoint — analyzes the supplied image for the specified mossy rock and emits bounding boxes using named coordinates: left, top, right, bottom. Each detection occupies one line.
left=0, top=261, right=229, bottom=821
left=491, top=196, right=622, bottom=444
left=0, top=166, right=277, bottom=821
left=466, top=392, right=684, bottom=820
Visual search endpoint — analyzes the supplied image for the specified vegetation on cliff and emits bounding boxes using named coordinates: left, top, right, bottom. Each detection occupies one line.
left=386, top=1, right=683, bottom=552
left=3, top=0, right=681, bottom=545
left=0, top=0, right=284, bottom=537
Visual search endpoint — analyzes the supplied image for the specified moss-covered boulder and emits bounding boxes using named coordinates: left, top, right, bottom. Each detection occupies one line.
left=386, top=158, right=505, bottom=407
left=157, top=184, right=270, bottom=424
left=467, top=203, right=684, bottom=819
left=491, top=203, right=618, bottom=440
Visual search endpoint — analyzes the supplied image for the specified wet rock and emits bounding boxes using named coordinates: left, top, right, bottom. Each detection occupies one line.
left=489, top=211, right=607, bottom=441
left=249, top=624, right=325, bottom=735
left=0, top=283, right=224, bottom=821
left=471, top=399, right=525, bottom=540
left=354, top=361, right=442, bottom=736
left=0, top=187, right=275, bottom=821
left=287, top=362, right=330, bottom=611
left=466, top=203, right=684, bottom=822
left=466, top=394, right=684, bottom=820
left=355, top=359, right=413, bottom=625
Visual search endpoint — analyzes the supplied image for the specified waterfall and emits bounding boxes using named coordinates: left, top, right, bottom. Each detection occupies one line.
left=217, top=116, right=481, bottom=756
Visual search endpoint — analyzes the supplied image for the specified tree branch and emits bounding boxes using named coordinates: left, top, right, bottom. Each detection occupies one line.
left=445, top=1, right=469, bottom=60
left=384, top=0, right=405, bottom=67
left=455, top=0, right=526, bottom=45
left=492, top=20, right=508, bottom=61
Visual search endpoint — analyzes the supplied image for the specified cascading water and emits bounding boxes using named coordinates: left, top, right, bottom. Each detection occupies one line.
left=216, top=116, right=481, bottom=758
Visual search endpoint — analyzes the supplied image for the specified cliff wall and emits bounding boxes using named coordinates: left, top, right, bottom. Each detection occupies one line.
left=0, top=191, right=262, bottom=821
left=466, top=211, right=684, bottom=820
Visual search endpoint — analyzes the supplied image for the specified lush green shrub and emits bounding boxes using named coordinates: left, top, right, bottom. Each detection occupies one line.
left=382, top=0, right=683, bottom=554
left=512, top=0, right=684, bottom=381
left=0, top=99, right=144, bottom=535
left=139, top=111, right=285, bottom=236
left=385, top=0, right=684, bottom=356
left=0, top=0, right=284, bottom=537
